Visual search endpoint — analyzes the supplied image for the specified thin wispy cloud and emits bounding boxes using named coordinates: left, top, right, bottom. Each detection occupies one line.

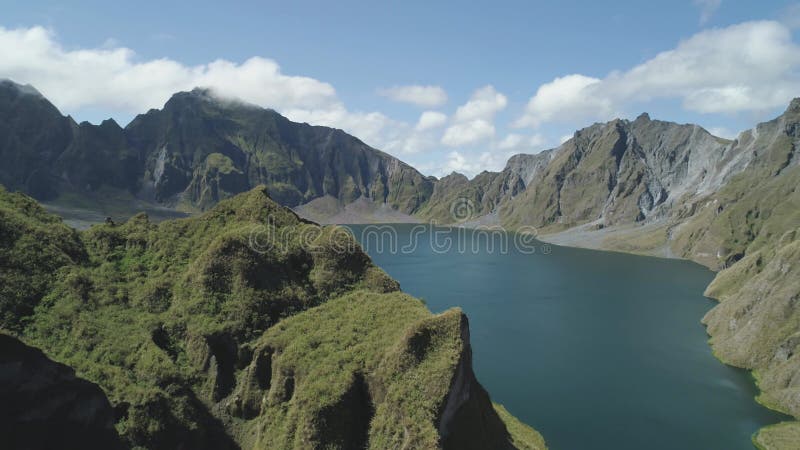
left=378, top=85, right=447, bottom=107
left=497, top=133, right=546, bottom=152
left=780, top=3, right=800, bottom=29
left=694, top=0, right=722, bottom=25
left=706, top=126, right=737, bottom=139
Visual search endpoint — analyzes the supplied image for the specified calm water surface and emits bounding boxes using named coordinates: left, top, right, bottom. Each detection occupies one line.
left=347, top=224, right=788, bottom=450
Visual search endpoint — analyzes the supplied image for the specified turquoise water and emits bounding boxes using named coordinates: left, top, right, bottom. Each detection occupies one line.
left=347, top=224, right=789, bottom=450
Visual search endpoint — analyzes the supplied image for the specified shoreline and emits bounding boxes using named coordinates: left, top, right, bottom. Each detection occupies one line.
left=48, top=208, right=799, bottom=448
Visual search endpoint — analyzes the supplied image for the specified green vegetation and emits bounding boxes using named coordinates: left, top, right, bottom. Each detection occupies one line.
left=245, top=292, right=452, bottom=449
left=753, top=421, right=800, bottom=450
left=502, top=122, right=632, bottom=229
left=672, top=155, right=800, bottom=270
left=0, top=185, right=86, bottom=331
left=493, top=404, right=547, bottom=450
left=416, top=172, right=502, bottom=224
left=205, top=152, right=239, bottom=174
left=1, top=184, right=543, bottom=450
left=600, top=224, right=670, bottom=257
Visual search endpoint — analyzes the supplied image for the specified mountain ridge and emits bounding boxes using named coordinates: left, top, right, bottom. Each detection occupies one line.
left=0, top=79, right=435, bottom=218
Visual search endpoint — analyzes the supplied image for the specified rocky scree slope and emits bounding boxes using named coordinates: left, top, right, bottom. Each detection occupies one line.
left=421, top=113, right=738, bottom=229
left=0, top=184, right=544, bottom=450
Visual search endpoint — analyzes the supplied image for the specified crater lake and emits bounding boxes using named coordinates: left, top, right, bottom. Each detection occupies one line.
left=346, top=224, right=789, bottom=450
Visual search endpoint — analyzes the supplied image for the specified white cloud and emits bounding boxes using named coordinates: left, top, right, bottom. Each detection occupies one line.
left=694, top=0, right=721, bottom=25
left=515, top=21, right=800, bottom=128
left=385, top=125, right=443, bottom=155
left=497, top=134, right=525, bottom=150
left=513, top=74, right=607, bottom=128
left=415, top=111, right=448, bottom=131
left=0, top=25, right=465, bottom=164
left=285, top=106, right=400, bottom=150
left=706, top=126, right=736, bottom=139
left=452, top=85, right=507, bottom=122
left=0, top=26, right=338, bottom=115
left=378, top=84, right=447, bottom=107
left=559, top=134, right=573, bottom=144
left=440, top=151, right=472, bottom=175
left=497, top=133, right=546, bottom=151
left=441, top=119, right=495, bottom=147
left=435, top=150, right=512, bottom=178
left=442, top=85, right=507, bottom=147
left=0, top=25, right=443, bottom=157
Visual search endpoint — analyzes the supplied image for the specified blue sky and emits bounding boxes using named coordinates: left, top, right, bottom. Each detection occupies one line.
left=2, top=0, right=800, bottom=176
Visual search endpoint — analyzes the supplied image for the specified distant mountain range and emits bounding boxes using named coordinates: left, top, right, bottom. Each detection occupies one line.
left=2, top=78, right=799, bottom=446
left=0, top=79, right=433, bottom=217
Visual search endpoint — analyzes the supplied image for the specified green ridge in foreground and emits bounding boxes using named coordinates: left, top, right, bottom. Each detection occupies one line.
left=0, top=184, right=544, bottom=450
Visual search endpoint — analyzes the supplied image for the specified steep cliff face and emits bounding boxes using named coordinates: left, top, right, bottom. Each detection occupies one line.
left=0, top=81, right=146, bottom=201
left=125, top=89, right=434, bottom=212
left=420, top=113, right=733, bottom=231
left=238, top=294, right=542, bottom=450
left=2, top=185, right=543, bottom=450
left=0, top=81, right=433, bottom=216
left=500, top=114, right=734, bottom=229
left=416, top=151, right=554, bottom=225
left=671, top=99, right=800, bottom=268
left=0, top=334, right=126, bottom=450
left=0, top=80, right=75, bottom=199
left=58, top=118, right=142, bottom=194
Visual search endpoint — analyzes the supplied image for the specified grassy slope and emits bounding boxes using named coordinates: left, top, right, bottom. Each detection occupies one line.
left=0, top=185, right=87, bottom=331
left=493, top=404, right=547, bottom=450
left=501, top=121, right=630, bottom=230
left=245, top=292, right=468, bottom=449
left=753, top=422, right=800, bottom=450
left=1, top=185, right=543, bottom=450
left=415, top=172, right=503, bottom=225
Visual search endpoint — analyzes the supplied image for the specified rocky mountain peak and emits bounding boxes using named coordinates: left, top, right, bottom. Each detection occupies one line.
left=430, top=172, right=470, bottom=195
left=443, top=171, right=469, bottom=181
left=780, top=97, right=800, bottom=129
left=163, top=87, right=264, bottom=115
left=787, top=97, right=800, bottom=114
left=0, top=78, right=44, bottom=98
left=162, top=87, right=218, bottom=109
left=98, top=118, right=122, bottom=129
